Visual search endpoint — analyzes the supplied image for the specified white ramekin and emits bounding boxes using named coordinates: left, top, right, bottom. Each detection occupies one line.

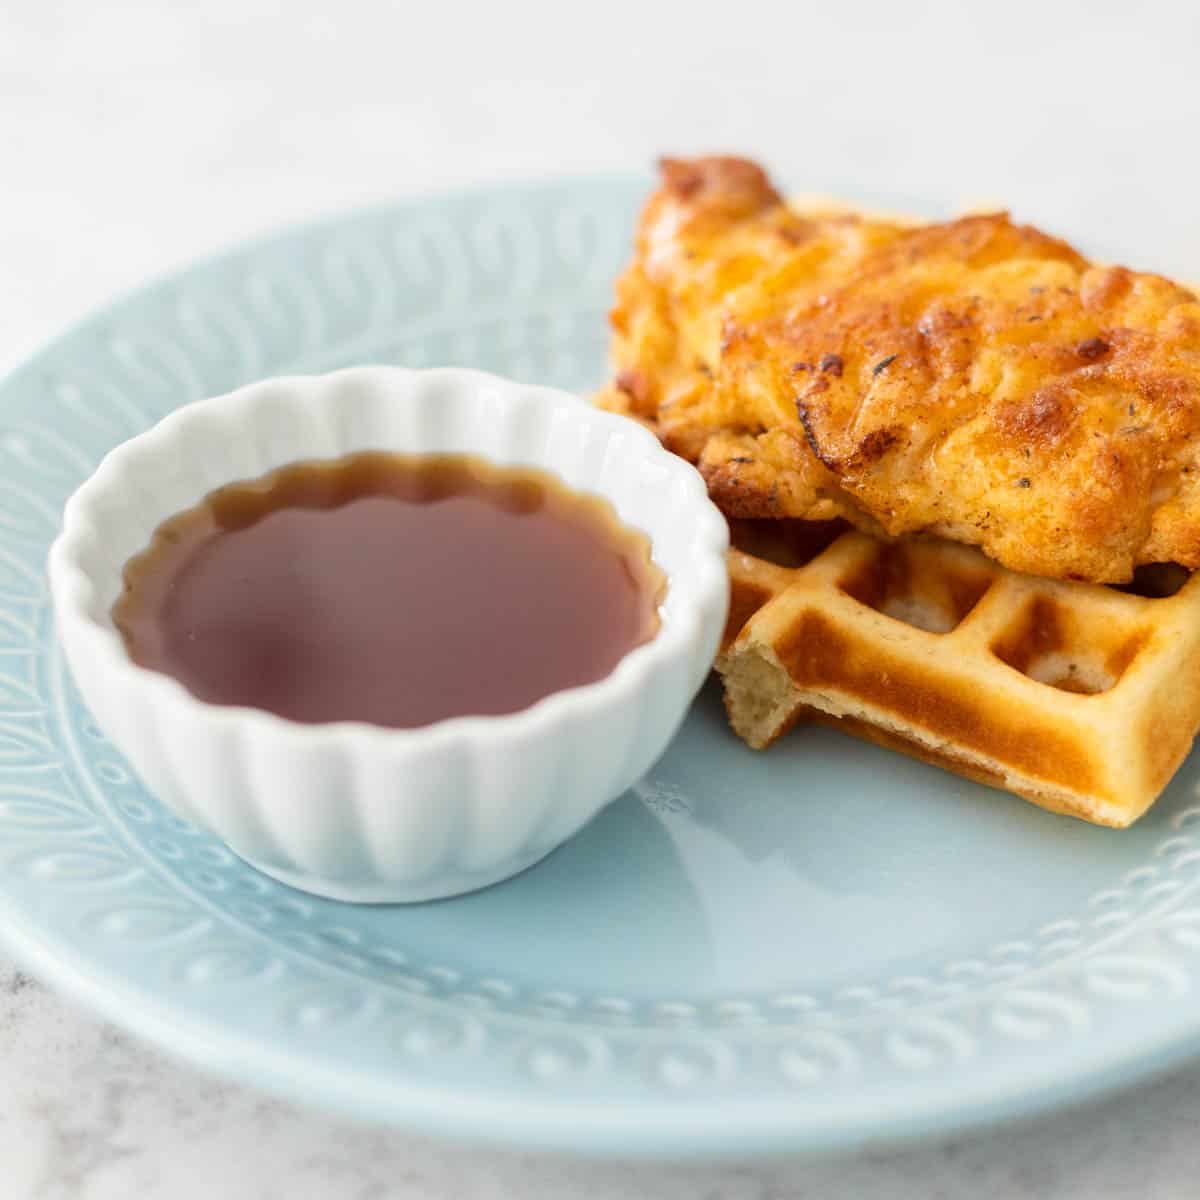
left=47, top=368, right=728, bottom=902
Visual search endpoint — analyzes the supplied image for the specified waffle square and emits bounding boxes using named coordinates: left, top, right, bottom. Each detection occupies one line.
left=718, top=522, right=1200, bottom=826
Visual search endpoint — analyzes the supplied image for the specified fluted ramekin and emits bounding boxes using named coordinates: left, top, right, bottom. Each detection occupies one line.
left=47, top=368, right=728, bottom=902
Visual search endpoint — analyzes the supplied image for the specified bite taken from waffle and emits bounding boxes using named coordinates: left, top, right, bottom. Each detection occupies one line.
left=598, top=155, right=1200, bottom=826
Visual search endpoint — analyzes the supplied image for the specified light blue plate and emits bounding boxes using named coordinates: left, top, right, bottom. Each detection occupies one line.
left=4, top=177, right=1200, bottom=1159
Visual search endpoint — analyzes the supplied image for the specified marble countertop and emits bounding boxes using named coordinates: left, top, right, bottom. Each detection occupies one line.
left=5, top=1, right=1200, bottom=1194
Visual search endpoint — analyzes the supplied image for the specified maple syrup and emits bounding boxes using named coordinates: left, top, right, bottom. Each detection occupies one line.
left=113, top=452, right=663, bottom=728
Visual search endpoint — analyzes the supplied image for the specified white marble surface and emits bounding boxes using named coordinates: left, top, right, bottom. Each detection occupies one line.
left=5, top=1, right=1200, bottom=1195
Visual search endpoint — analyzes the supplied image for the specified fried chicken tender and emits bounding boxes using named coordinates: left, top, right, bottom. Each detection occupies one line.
left=599, top=156, right=1200, bottom=582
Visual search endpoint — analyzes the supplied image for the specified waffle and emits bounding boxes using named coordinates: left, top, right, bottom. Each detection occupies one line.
left=717, top=521, right=1200, bottom=826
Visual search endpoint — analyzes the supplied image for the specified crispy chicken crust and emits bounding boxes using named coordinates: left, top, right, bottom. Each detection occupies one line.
left=599, top=156, right=1200, bottom=582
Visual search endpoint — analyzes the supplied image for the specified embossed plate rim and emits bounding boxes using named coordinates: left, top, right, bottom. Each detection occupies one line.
left=2, top=173, right=1200, bottom=1158
left=5, top=894, right=1200, bottom=1158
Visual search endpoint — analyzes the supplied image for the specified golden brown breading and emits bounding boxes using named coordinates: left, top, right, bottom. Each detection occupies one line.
left=599, top=156, right=1200, bottom=582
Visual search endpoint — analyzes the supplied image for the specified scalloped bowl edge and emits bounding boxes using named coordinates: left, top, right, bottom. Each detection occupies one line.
left=47, top=367, right=729, bottom=901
